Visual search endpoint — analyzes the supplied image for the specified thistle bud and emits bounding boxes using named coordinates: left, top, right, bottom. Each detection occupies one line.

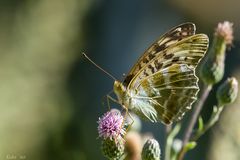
left=142, top=139, right=161, bottom=160
left=101, top=138, right=125, bottom=159
left=217, top=77, right=238, bottom=106
left=200, top=21, right=233, bottom=85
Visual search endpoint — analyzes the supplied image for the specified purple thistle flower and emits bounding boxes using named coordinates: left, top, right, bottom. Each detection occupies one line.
left=215, top=21, right=233, bottom=45
left=97, top=109, right=126, bottom=140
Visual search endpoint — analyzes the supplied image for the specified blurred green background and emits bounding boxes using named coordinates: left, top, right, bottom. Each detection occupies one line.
left=0, top=0, right=239, bottom=160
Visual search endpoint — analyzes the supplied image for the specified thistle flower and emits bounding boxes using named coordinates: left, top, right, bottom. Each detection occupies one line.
left=215, top=21, right=233, bottom=45
left=98, top=109, right=126, bottom=140
left=200, top=21, right=234, bottom=85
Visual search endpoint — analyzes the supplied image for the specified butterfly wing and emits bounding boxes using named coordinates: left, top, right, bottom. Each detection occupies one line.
left=128, top=34, right=208, bottom=90
left=126, top=34, right=209, bottom=124
left=123, top=22, right=196, bottom=86
left=130, top=64, right=199, bottom=124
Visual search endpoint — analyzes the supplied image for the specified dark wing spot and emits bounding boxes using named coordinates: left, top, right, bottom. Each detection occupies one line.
left=157, top=63, right=163, bottom=70
left=170, top=34, right=181, bottom=40
left=154, top=60, right=163, bottom=70
left=143, top=57, right=148, bottom=63
left=143, top=70, right=149, bottom=76
left=155, top=44, right=166, bottom=53
left=148, top=65, right=155, bottom=73
left=148, top=53, right=155, bottom=59
left=163, top=52, right=167, bottom=57
left=123, top=74, right=134, bottom=85
left=172, top=57, right=179, bottom=62
left=167, top=29, right=179, bottom=37
left=137, top=64, right=142, bottom=70
left=164, top=63, right=172, bottom=68
left=165, top=54, right=174, bottom=59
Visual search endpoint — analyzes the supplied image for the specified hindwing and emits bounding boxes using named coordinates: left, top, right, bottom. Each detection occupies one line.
left=130, top=64, right=199, bottom=124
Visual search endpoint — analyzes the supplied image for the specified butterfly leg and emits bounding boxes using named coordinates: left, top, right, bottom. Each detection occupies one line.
left=106, top=95, right=119, bottom=110
left=115, top=106, right=128, bottom=140
left=101, top=90, right=119, bottom=110
left=126, top=111, right=134, bottom=133
left=120, top=106, right=135, bottom=140
left=101, top=90, right=112, bottom=110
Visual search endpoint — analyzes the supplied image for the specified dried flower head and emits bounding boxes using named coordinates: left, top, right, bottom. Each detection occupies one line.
left=125, top=131, right=142, bottom=160
left=98, top=109, right=126, bottom=140
left=215, top=21, right=233, bottom=45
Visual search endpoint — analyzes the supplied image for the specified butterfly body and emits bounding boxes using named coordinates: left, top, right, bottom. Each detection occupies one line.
left=113, top=23, right=209, bottom=125
left=114, top=81, right=128, bottom=106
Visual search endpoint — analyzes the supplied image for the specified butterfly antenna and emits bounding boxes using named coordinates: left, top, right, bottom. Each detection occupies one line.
left=82, top=52, right=117, bottom=81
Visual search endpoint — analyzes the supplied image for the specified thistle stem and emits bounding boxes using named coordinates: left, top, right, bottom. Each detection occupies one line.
left=164, top=125, right=172, bottom=160
left=192, top=105, right=224, bottom=141
left=177, top=85, right=212, bottom=160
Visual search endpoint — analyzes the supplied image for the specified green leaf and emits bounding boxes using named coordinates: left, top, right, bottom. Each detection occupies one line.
left=184, top=141, right=197, bottom=151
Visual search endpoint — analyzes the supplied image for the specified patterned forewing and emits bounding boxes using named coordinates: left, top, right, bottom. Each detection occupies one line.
left=131, top=64, right=199, bottom=124
left=123, top=23, right=196, bottom=85
left=128, top=34, right=208, bottom=90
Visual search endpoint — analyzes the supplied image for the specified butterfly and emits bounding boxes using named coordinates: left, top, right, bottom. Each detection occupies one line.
left=113, top=22, right=209, bottom=125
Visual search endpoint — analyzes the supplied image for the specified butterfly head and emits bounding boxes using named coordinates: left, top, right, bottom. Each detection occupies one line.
left=113, top=81, right=126, bottom=104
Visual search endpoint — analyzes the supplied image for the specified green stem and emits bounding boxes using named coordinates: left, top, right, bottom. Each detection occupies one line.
left=165, top=138, right=171, bottom=160
left=165, top=124, right=181, bottom=160
left=164, top=125, right=172, bottom=160
left=177, top=85, right=212, bottom=160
